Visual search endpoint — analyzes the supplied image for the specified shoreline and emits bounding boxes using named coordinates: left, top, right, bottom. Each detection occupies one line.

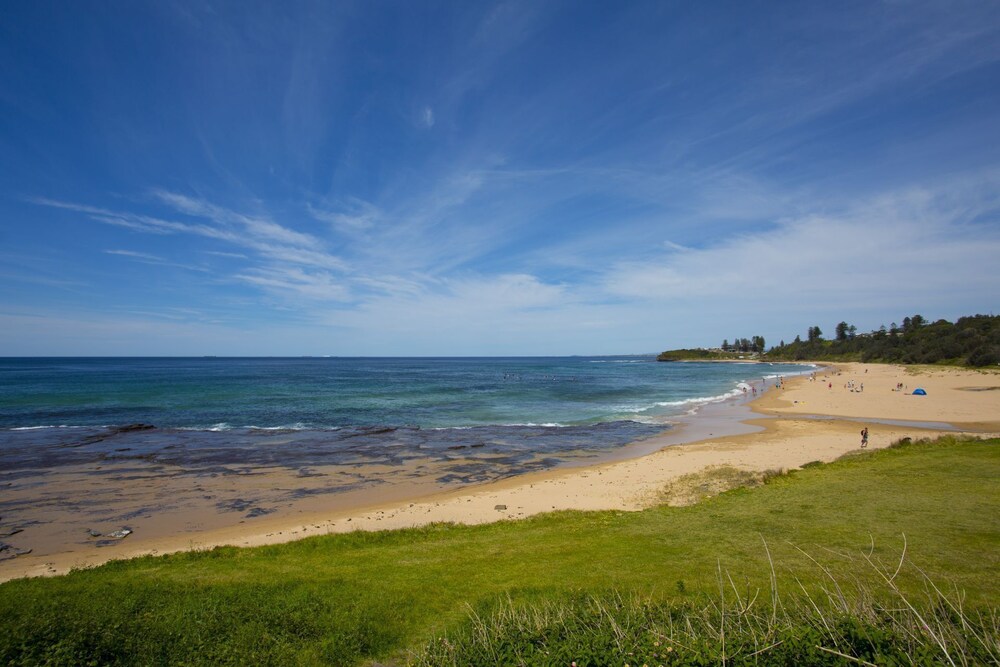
left=2, top=361, right=998, bottom=582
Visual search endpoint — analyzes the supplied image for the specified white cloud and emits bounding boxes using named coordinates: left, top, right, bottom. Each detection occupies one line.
left=204, top=250, right=249, bottom=259
left=105, top=249, right=165, bottom=261
left=104, top=248, right=210, bottom=272
left=307, top=199, right=379, bottom=233
left=602, top=178, right=1000, bottom=316
left=662, top=240, right=692, bottom=253
left=421, top=106, right=435, bottom=128
left=354, top=273, right=431, bottom=298
left=344, top=273, right=568, bottom=321
left=234, top=266, right=351, bottom=302
left=446, top=273, right=566, bottom=310
left=256, top=244, right=348, bottom=272
left=316, top=272, right=591, bottom=354
left=151, top=190, right=322, bottom=248
left=34, top=193, right=350, bottom=286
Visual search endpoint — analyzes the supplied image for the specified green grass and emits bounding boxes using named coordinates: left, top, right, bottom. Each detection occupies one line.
left=1, top=436, right=997, bottom=665
left=412, top=582, right=1000, bottom=665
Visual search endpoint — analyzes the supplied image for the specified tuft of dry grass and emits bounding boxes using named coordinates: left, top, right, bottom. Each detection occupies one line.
left=411, top=539, right=1000, bottom=666
left=655, top=465, right=786, bottom=507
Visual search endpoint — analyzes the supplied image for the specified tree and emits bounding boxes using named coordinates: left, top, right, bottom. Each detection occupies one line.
left=667, top=314, right=997, bottom=366
left=721, top=339, right=729, bottom=352
left=968, top=345, right=999, bottom=367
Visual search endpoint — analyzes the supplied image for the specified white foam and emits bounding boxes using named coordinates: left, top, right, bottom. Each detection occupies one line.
left=179, top=422, right=327, bottom=432
left=429, top=422, right=569, bottom=430
left=607, top=385, right=750, bottom=418
left=503, top=422, right=569, bottom=428
left=609, top=403, right=649, bottom=413
left=247, top=422, right=309, bottom=431
left=588, top=359, right=645, bottom=363
left=655, top=387, right=744, bottom=408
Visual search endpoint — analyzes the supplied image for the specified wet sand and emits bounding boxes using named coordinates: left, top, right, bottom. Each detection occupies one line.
left=2, top=362, right=998, bottom=581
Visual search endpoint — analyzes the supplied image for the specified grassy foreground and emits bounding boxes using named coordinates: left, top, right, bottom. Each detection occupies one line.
left=1, top=436, right=998, bottom=665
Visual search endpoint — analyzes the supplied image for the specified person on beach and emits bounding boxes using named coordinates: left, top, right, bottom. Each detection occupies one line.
left=860, top=427, right=869, bottom=448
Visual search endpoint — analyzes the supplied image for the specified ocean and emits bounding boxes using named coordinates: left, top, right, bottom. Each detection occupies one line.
left=0, top=357, right=811, bottom=479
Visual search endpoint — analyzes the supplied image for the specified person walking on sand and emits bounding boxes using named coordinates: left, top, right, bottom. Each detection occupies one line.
left=860, top=427, right=869, bottom=448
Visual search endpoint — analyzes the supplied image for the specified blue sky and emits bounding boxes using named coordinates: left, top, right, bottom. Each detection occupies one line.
left=2, top=1, right=999, bottom=356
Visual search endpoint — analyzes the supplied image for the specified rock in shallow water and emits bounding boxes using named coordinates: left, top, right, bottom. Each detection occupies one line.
left=0, top=542, right=32, bottom=559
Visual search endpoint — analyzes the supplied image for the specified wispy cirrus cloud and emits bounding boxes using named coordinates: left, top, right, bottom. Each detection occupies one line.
left=33, top=197, right=255, bottom=243
left=34, top=194, right=347, bottom=269
left=234, top=266, right=351, bottom=302
left=104, top=249, right=209, bottom=272
left=420, top=106, right=435, bottom=128
left=307, top=198, right=379, bottom=234
left=151, top=190, right=323, bottom=249
left=33, top=193, right=351, bottom=299
left=203, top=250, right=249, bottom=259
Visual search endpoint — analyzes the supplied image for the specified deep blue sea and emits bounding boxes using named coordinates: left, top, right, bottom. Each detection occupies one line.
left=0, top=357, right=812, bottom=478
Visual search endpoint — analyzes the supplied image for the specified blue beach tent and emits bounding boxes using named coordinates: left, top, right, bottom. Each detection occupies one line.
left=912, top=388, right=927, bottom=395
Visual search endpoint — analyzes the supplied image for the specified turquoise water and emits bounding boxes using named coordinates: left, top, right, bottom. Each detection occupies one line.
left=0, top=357, right=808, bottom=430
left=0, top=357, right=811, bottom=478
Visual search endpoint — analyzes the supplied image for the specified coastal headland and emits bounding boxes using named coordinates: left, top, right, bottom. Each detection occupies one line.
left=2, top=362, right=998, bottom=581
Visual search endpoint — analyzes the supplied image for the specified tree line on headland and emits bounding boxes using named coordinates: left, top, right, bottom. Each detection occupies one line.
left=658, top=314, right=1000, bottom=367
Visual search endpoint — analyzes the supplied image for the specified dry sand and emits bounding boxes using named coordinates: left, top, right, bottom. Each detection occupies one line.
left=3, top=362, right=998, bottom=581
left=754, top=362, right=1000, bottom=429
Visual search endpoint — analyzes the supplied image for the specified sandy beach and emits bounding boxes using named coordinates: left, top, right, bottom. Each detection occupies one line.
left=2, top=362, right=998, bottom=582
